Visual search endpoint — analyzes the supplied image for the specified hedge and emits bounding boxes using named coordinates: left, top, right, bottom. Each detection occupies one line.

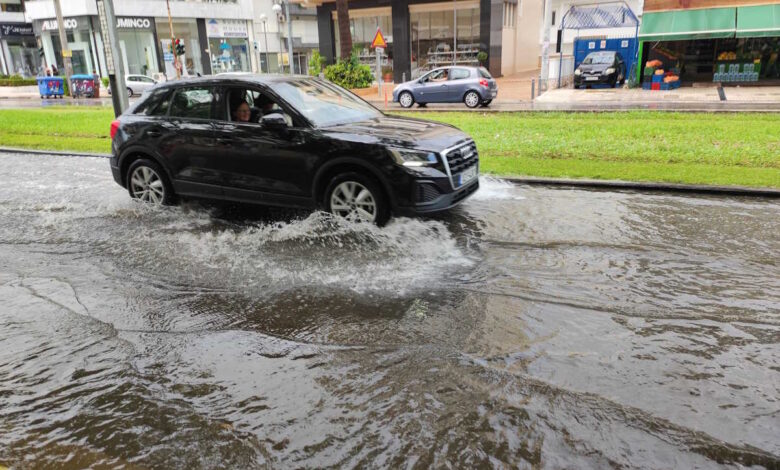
left=0, top=78, right=37, bottom=87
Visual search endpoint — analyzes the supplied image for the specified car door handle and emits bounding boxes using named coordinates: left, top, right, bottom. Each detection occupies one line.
left=216, top=137, right=234, bottom=145
left=147, top=130, right=161, bottom=137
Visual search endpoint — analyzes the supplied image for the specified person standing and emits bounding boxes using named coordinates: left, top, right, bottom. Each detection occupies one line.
left=92, top=69, right=100, bottom=98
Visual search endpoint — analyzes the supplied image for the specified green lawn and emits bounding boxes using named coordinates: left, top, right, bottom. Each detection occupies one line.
left=1, top=108, right=778, bottom=187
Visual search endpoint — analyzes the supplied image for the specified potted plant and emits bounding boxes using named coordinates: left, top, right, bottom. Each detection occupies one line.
left=477, top=51, right=488, bottom=67
left=381, top=65, right=393, bottom=83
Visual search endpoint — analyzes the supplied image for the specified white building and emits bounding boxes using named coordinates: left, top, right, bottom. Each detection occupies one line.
left=23, top=0, right=257, bottom=79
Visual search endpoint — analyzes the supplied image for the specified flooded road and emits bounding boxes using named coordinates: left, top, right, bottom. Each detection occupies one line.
left=0, top=151, right=778, bottom=469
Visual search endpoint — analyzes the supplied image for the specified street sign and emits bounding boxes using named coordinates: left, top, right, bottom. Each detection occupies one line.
left=370, top=28, right=387, bottom=49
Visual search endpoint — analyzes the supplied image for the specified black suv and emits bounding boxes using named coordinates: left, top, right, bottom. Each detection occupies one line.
left=109, top=75, right=479, bottom=225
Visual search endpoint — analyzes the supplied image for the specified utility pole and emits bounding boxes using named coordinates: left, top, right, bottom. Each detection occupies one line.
left=166, top=0, right=181, bottom=79
left=96, top=0, right=129, bottom=116
left=52, top=0, right=72, bottom=97
left=284, top=1, right=295, bottom=75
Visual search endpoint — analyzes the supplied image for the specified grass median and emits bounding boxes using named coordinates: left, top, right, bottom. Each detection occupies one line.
left=1, top=108, right=778, bottom=188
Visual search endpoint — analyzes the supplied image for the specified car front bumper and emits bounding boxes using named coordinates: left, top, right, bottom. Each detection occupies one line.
left=396, top=177, right=479, bottom=215
left=574, top=74, right=615, bottom=86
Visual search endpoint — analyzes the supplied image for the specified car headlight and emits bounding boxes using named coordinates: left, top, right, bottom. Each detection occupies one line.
left=604, top=68, right=615, bottom=75
left=389, top=148, right=438, bottom=167
left=574, top=69, right=582, bottom=76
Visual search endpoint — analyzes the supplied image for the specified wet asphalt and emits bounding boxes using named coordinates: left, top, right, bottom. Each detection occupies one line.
left=0, top=151, right=778, bottom=469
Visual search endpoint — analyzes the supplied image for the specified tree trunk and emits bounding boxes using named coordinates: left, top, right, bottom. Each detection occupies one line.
left=336, top=0, right=352, bottom=61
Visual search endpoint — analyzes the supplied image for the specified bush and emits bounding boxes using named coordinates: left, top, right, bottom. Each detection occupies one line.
left=0, top=75, right=37, bottom=86
left=324, top=55, right=373, bottom=89
left=101, top=77, right=109, bottom=89
left=477, top=51, right=488, bottom=66
left=308, top=51, right=325, bottom=76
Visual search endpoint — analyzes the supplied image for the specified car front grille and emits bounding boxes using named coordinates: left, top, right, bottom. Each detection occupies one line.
left=441, top=140, right=479, bottom=189
left=416, top=182, right=441, bottom=203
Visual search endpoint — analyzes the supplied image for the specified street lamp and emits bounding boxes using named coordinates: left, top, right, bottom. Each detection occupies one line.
left=272, top=1, right=295, bottom=75
left=259, top=13, right=269, bottom=73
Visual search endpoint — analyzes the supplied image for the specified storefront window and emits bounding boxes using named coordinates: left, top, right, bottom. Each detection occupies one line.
left=118, top=29, right=159, bottom=76
left=4, top=36, right=39, bottom=77
left=208, top=38, right=249, bottom=73
left=156, top=18, right=203, bottom=78
left=334, top=9, right=393, bottom=79
left=410, top=4, right=480, bottom=78
left=48, top=29, right=96, bottom=75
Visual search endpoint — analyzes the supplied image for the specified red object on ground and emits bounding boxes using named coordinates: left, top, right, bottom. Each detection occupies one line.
left=651, top=83, right=661, bottom=91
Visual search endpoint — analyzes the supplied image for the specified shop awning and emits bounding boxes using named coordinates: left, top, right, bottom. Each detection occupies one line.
left=737, top=5, right=780, bottom=38
left=639, top=7, right=736, bottom=42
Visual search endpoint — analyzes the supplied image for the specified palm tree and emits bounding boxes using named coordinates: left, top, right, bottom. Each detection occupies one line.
left=336, top=0, right=352, bottom=60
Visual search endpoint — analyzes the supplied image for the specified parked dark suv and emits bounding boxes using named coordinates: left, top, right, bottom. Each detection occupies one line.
left=109, top=75, right=479, bottom=225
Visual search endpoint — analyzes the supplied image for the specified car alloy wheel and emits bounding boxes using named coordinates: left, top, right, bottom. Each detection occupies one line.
left=329, top=181, right=377, bottom=223
left=464, top=91, right=480, bottom=108
left=129, top=165, right=166, bottom=204
left=399, top=91, right=414, bottom=108
left=127, top=87, right=133, bottom=97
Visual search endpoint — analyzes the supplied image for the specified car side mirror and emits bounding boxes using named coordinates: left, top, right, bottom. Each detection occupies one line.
left=261, top=112, right=288, bottom=129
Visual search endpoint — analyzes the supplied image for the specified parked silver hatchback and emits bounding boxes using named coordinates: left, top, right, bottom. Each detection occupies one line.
left=393, top=66, right=498, bottom=109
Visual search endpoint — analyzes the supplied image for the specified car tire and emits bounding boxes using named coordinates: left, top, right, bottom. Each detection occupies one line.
left=127, top=87, right=133, bottom=97
left=399, top=91, right=414, bottom=108
left=126, top=158, right=176, bottom=206
left=325, top=172, right=390, bottom=226
left=464, top=91, right=480, bottom=108
left=480, top=99, right=492, bottom=107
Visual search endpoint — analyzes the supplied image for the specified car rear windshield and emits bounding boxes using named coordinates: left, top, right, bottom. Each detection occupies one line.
left=478, top=67, right=492, bottom=79
left=273, top=78, right=382, bottom=127
left=583, top=52, right=615, bottom=64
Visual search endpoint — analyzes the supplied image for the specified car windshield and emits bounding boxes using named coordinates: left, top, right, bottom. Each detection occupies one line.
left=583, top=52, right=615, bottom=65
left=272, top=78, right=382, bottom=127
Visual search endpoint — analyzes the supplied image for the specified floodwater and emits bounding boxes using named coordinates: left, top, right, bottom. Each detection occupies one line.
left=0, top=151, right=778, bottom=469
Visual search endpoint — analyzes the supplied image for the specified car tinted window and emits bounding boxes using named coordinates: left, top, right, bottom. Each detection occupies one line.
left=141, top=77, right=155, bottom=83
left=169, top=87, right=214, bottom=120
left=134, top=88, right=170, bottom=115
left=450, top=68, right=470, bottom=80
left=478, top=67, right=492, bottom=79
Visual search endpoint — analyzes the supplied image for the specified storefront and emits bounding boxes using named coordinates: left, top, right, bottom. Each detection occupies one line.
left=639, top=4, right=780, bottom=84
left=116, top=17, right=160, bottom=77
left=206, top=19, right=250, bottom=73
left=35, top=16, right=100, bottom=75
left=315, top=0, right=496, bottom=83
left=0, top=22, right=40, bottom=77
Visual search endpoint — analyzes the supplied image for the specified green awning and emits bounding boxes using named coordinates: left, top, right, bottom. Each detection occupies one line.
left=737, top=5, right=780, bottom=38
left=639, top=7, right=736, bottom=42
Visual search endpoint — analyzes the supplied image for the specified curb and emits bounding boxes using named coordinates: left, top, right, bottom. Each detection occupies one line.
left=0, top=147, right=109, bottom=158
left=504, top=176, right=780, bottom=198
left=2, top=147, right=776, bottom=198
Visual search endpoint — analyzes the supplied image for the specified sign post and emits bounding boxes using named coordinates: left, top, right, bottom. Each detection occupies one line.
left=97, top=0, right=129, bottom=116
left=370, top=27, right=387, bottom=98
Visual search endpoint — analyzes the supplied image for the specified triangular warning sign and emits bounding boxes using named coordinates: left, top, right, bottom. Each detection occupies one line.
left=370, top=28, right=387, bottom=49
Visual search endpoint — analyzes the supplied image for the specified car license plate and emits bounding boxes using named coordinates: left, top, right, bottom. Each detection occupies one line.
left=458, top=166, right=477, bottom=186
left=585, top=76, right=599, bottom=81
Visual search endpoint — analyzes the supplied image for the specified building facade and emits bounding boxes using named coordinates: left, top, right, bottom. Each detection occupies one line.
left=1, top=0, right=40, bottom=77
left=23, top=0, right=257, bottom=79
left=296, top=0, right=544, bottom=82
left=252, top=0, right=320, bottom=74
left=639, top=0, right=780, bottom=84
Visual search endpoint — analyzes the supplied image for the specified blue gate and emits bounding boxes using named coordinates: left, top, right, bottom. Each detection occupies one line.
left=574, top=37, right=638, bottom=77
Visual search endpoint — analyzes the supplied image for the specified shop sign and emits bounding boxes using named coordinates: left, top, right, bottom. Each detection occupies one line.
left=116, top=17, right=153, bottom=30
left=41, top=18, right=79, bottom=32
left=206, top=19, right=247, bottom=38
left=0, top=23, right=34, bottom=37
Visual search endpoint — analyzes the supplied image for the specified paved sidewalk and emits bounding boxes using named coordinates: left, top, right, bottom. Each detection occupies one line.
left=536, top=85, right=780, bottom=105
